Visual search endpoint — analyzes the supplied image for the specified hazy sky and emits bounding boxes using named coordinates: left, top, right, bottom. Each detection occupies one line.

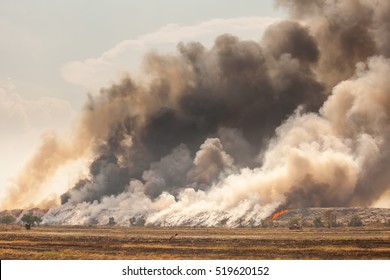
left=0, top=0, right=284, bottom=199
left=0, top=0, right=283, bottom=102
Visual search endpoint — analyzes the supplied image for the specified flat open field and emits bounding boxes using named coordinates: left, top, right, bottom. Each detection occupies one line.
left=0, top=226, right=389, bottom=259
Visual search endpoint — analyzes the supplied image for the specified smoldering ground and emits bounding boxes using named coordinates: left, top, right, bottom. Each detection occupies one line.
left=2, top=0, right=390, bottom=226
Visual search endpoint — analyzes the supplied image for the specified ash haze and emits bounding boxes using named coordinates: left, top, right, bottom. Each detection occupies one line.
left=1, top=0, right=390, bottom=227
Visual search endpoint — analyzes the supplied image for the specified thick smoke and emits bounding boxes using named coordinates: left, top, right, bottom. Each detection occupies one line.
left=276, top=0, right=389, bottom=88
left=3, top=0, right=390, bottom=226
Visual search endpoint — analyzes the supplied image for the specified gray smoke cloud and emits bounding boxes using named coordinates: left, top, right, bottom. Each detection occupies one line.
left=3, top=0, right=390, bottom=226
left=276, top=0, right=389, bottom=88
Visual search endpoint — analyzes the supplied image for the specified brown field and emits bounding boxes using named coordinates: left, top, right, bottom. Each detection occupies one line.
left=0, top=225, right=389, bottom=260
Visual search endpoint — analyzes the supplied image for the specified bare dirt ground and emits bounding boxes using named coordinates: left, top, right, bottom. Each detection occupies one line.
left=0, top=226, right=389, bottom=260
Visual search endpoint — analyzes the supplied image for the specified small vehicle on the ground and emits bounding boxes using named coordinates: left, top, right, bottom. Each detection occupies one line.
left=289, top=224, right=302, bottom=230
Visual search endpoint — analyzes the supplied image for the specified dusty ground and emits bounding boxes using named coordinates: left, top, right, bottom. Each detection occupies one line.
left=0, top=226, right=389, bottom=259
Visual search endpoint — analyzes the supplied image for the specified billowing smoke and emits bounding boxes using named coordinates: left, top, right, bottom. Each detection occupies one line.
left=2, top=0, right=390, bottom=226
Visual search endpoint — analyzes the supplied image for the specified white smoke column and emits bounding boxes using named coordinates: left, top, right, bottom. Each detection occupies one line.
left=322, top=56, right=390, bottom=205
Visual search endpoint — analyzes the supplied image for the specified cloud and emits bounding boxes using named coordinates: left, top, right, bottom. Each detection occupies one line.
left=61, top=17, right=280, bottom=91
left=0, top=78, right=74, bottom=135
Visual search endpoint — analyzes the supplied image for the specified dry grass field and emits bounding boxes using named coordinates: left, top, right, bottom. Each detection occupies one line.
left=0, top=225, right=389, bottom=260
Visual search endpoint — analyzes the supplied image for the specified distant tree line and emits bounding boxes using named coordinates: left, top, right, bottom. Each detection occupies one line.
left=285, top=210, right=368, bottom=228
left=0, top=215, right=16, bottom=224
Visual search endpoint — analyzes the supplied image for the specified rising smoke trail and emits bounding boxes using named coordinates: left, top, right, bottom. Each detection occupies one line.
left=2, top=0, right=390, bottom=226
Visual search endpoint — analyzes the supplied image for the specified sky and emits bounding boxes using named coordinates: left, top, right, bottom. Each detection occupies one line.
left=0, top=0, right=285, bottom=200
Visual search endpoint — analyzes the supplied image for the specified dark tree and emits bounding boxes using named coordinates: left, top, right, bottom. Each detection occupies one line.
left=348, top=215, right=363, bottom=227
left=21, top=214, right=42, bottom=227
left=313, top=216, right=324, bottom=228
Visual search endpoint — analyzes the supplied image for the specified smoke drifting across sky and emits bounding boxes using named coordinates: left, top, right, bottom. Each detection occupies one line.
left=2, top=0, right=390, bottom=226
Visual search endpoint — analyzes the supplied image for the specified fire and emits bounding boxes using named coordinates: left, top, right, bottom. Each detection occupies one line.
left=271, top=209, right=288, bottom=220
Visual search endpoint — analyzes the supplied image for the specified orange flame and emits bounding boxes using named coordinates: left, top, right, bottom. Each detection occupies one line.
left=271, top=209, right=288, bottom=220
